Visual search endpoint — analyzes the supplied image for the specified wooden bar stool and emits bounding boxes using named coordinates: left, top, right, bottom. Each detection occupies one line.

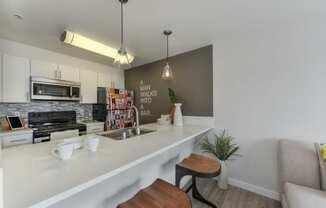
left=176, top=154, right=221, bottom=208
left=117, top=179, right=192, bottom=208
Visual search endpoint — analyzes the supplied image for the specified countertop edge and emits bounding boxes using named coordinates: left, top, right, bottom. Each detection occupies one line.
left=30, top=126, right=212, bottom=208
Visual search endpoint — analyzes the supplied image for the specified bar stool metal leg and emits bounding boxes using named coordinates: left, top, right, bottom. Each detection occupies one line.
left=176, top=154, right=221, bottom=208
left=192, top=176, right=217, bottom=208
left=175, top=166, right=188, bottom=188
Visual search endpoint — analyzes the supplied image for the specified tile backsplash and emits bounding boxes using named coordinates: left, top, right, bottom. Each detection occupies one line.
left=0, top=101, right=93, bottom=122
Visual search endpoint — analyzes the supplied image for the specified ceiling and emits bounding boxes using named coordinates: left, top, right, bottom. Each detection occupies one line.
left=0, top=0, right=325, bottom=68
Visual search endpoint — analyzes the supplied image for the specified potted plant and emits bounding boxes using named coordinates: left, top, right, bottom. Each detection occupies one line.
left=168, top=88, right=177, bottom=124
left=201, top=129, right=240, bottom=190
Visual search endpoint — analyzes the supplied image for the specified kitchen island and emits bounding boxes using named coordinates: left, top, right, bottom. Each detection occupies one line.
left=3, top=123, right=212, bottom=208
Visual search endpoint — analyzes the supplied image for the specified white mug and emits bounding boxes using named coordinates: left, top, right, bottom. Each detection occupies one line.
left=86, top=138, right=99, bottom=152
left=52, top=143, right=74, bottom=160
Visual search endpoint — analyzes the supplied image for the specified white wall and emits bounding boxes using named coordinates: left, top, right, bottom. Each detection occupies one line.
left=213, top=21, right=326, bottom=198
left=0, top=38, right=124, bottom=88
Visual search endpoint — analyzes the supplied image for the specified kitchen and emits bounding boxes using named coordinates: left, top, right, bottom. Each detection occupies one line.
left=0, top=0, right=216, bottom=206
left=0, top=40, right=213, bottom=207
left=4, top=0, right=320, bottom=206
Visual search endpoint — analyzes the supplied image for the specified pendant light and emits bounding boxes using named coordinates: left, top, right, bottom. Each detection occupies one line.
left=114, top=0, right=133, bottom=67
left=161, top=30, right=173, bottom=80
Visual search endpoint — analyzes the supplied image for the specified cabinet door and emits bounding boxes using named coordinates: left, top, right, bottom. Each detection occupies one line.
left=2, top=133, right=33, bottom=148
left=97, top=72, right=112, bottom=88
left=58, top=65, right=80, bottom=82
left=80, top=69, right=97, bottom=104
left=0, top=53, right=2, bottom=101
left=111, top=71, right=125, bottom=89
left=31, top=60, right=58, bottom=79
left=3, top=54, right=30, bottom=103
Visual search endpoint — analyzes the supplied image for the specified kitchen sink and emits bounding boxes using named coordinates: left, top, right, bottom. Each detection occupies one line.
left=98, top=128, right=156, bottom=140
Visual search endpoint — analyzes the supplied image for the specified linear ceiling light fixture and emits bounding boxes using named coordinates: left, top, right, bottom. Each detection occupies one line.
left=61, top=30, right=134, bottom=63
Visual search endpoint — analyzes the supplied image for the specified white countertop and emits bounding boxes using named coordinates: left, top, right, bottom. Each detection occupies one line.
left=3, top=124, right=212, bottom=208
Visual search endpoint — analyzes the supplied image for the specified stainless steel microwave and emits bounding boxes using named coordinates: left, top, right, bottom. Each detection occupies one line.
left=31, top=77, right=81, bottom=101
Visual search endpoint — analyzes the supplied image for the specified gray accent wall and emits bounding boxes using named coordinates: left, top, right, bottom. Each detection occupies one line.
left=0, top=101, right=92, bottom=122
left=125, top=45, right=213, bottom=124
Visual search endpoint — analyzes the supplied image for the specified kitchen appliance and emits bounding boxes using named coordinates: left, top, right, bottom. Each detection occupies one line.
left=28, top=111, right=86, bottom=143
left=31, top=76, right=81, bottom=101
left=93, top=87, right=134, bottom=130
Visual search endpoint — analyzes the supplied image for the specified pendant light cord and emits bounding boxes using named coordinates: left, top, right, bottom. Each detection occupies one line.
left=166, top=34, right=169, bottom=62
left=120, top=1, right=124, bottom=50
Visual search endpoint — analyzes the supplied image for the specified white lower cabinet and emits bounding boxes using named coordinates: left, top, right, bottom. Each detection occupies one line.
left=80, top=122, right=105, bottom=134
left=1, top=131, right=33, bottom=148
left=2, top=54, right=30, bottom=103
left=80, top=69, right=98, bottom=104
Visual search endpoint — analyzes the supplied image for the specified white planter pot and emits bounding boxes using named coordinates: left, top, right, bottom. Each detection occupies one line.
left=173, top=103, right=183, bottom=127
left=218, top=160, right=229, bottom=190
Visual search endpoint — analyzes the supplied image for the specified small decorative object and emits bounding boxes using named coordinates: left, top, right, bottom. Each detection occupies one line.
left=201, top=129, right=240, bottom=190
left=173, top=103, right=183, bottom=126
left=157, top=114, right=171, bottom=126
left=168, top=88, right=177, bottom=124
left=52, top=143, right=75, bottom=160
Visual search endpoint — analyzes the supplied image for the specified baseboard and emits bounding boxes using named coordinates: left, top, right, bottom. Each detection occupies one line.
left=228, top=178, right=280, bottom=201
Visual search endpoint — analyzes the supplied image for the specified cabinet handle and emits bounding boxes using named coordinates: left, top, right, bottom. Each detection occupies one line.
left=10, top=139, right=28, bottom=143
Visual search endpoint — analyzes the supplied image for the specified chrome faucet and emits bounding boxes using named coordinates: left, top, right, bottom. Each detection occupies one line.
left=131, top=105, right=140, bottom=135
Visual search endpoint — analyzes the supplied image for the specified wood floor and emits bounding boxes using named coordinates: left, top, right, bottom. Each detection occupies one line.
left=189, top=178, right=281, bottom=208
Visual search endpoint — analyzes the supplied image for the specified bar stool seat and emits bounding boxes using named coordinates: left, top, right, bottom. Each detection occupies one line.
left=176, top=154, right=221, bottom=208
left=117, top=179, right=192, bottom=208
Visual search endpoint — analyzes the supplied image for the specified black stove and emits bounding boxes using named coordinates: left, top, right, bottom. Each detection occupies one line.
left=28, top=111, right=86, bottom=143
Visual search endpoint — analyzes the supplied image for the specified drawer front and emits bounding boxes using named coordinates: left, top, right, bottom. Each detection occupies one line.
left=2, top=133, right=33, bottom=147
left=87, top=125, right=104, bottom=133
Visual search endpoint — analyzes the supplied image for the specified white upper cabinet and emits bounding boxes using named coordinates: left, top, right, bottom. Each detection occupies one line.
left=80, top=69, right=97, bottom=104
left=98, top=71, right=124, bottom=89
left=31, top=60, right=80, bottom=82
left=97, top=72, right=112, bottom=88
left=112, top=71, right=125, bottom=89
left=58, top=65, right=80, bottom=82
left=2, top=54, right=30, bottom=103
left=31, top=60, right=58, bottom=79
left=0, top=53, right=2, bottom=101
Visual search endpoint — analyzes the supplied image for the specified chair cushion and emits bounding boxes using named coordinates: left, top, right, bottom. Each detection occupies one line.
left=278, top=139, right=320, bottom=193
left=285, top=183, right=326, bottom=208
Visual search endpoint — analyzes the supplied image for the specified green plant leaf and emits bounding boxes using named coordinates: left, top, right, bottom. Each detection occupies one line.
left=168, top=88, right=177, bottom=104
left=200, top=129, right=240, bottom=161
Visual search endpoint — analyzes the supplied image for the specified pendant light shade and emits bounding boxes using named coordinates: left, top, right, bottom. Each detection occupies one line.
left=161, top=30, right=173, bottom=80
left=162, top=62, right=173, bottom=79
left=114, top=0, right=133, bottom=67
